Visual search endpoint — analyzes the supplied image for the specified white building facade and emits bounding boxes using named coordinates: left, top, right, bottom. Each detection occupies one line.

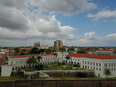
left=57, top=52, right=116, bottom=78
left=96, top=50, right=116, bottom=56
left=1, top=54, right=57, bottom=76
left=1, top=52, right=116, bottom=78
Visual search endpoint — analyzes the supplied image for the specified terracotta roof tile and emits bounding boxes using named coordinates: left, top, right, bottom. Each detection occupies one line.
left=69, top=53, right=116, bottom=60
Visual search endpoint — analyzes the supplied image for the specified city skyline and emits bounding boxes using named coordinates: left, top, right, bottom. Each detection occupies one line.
left=0, top=0, right=116, bottom=47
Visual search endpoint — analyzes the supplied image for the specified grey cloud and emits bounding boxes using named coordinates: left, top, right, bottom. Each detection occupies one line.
left=31, top=0, right=97, bottom=15
left=0, top=0, right=28, bottom=10
left=0, top=6, right=28, bottom=30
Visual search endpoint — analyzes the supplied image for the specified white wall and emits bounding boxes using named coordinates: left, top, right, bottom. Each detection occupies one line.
left=1, top=65, right=12, bottom=76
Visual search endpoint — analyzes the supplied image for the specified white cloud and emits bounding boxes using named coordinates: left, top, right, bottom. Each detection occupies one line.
left=0, top=0, right=78, bottom=41
left=87, top=3, right=97, bottom=10
left=77, top=32, right=116, bottom=46
left=84, top=32, right=96, bottom=40
left=29, top=0, right=97, bottom=15
left=0, top=0, right=78, bottom=47
left=0, top=0, right=116, bottom=47
left=87, top=9, right=116, bottom=20
left=106, top=33, right=116, bottom=38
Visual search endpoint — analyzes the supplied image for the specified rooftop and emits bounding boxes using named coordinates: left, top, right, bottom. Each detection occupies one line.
left=69, top=53, right=116, bottom=60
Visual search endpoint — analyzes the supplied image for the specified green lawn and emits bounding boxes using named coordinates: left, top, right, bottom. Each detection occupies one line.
left=46, top=63, right=84, bottom=70
left=50, top=66, right=62, bottom=70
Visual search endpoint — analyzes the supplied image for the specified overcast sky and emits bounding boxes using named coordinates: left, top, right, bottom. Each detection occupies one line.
left=0, top=0, right=116, bottom=47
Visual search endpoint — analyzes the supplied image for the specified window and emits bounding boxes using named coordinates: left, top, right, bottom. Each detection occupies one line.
left=96, top=63, right=98, bottom=66
left=83, top=66, right=84, bottom=68
left=109, top=63, right=110, bottom=67
left=112, top=63, right=113, bottom=67
left=83, top=61, right=84, bottom=63
left=96, top=68, right=98, bottom=70
left=99, top=68, right=101, bottom=71
left=99, top=63, right=101, bottom=67
left=93, top=62, right=95, bottom=66
left=90, top=62, right=92, bottom=65
left=11, top=62, right=13, bottom=65
left=104, top=63, right=107, bottom=67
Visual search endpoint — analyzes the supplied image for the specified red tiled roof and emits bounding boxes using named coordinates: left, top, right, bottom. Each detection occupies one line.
left=68, top=53, right=116, bottom=60
left=0, top=57, right=6, bottom=62
left=98, top=50, right=113, bottom=51
left=8, top=53, right=20, bottom=56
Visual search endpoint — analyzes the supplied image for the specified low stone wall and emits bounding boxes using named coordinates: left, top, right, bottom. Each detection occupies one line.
left=11, top=71, right=40, bottom=79
left=0, top=79, right=116, bottom=87
left=11, top=70, right=94, bottom=79
left=40, top=70, right=94, bottom=77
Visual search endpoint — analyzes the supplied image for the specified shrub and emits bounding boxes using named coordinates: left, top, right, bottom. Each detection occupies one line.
left=73, top=64, right=80, bottom=67
left=58, top=63, right=61, bottom=66
left=76, top=72, right=87, bottom=78
left=62, top=62, right=65, bottom=65
left=35, top=64, right=44, bottom=70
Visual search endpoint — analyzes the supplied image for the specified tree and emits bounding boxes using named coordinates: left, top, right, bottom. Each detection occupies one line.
left=14, top=47, right=20, bottom=53
left=27, top=56, right=37, bottom=68
left=35, top=64, right=44, bottom=70
left=36, top=49, right=44, bottom=54
left=44, top=49, right=51, bottom=54
left=77, top=50, right=87, bottom=54
left=68, top=47, right=75, bottom=53
left=29, top=47, right=38, bottom=54
left=37, top=55, right=42, bottom=64
left=20, top=49, right=27, bottom=55
left=59, top=47, right=66, bottom=70
left=104, top=68, right=111, bottom=78
left=68, top=47, right=75, bottom=70
left=54, top=52, right=58, bottom=57
left=65, top=55, right=70, bottom=60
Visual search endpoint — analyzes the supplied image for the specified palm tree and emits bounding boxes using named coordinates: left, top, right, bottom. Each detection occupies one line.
left=54, top=52, right=58, bottom=57
left=54, top=52, right=58, bottom=62
left=104, top=68, right=111, bottom=78
left=27, top=56, right=37, bottom=68
left=68, top=47, right=75, bottom=70
left=59, top=47, right=65, bottom=70
left=37, top=55, right=42, bottom=64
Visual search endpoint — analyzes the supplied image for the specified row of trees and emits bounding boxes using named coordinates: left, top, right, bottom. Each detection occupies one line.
left=14, top=47, right=87, bottom=55
left=14, top=47, right=56, bottom=55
